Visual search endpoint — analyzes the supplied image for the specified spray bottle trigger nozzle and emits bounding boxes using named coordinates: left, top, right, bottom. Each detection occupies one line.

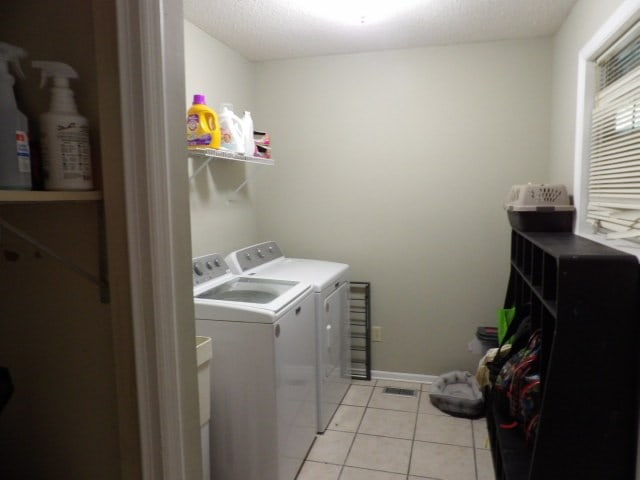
left=0, top=42, right=27, bottom=79
left=31, top=61, right=78, bottom=89
left=38, top=71, right=47, bottom=89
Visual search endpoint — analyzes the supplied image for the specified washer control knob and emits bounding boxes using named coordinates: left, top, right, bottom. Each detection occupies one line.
left=245, top=253, right=252, bottom=261
left=268, top=246, right=273, bottom=252
left=193, top=263, right=203, bottom=276
left=205, top=261, right=214, bottom=270
left=257, top=249, right=264, bottom=258
left=213, top=258, right=221, bottom=268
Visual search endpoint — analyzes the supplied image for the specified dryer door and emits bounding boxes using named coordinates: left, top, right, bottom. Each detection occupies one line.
left=320, top=282, right=351, bottom=426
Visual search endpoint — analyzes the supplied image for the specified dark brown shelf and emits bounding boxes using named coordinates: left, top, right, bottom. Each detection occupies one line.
left=488, top=230, right=638, bottom=480
left=491, top=403, right=531, bottom=479
left=509, top=262, right=557, bottom=317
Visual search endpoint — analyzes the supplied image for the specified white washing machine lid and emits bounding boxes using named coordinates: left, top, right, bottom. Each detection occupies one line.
left=225, top=242, right=349, bottom=291
left=192, top=252, right=312, bottom=323
left=194, top=275, right=312, bottom=323
left=246, top=258, right=349, bottom=292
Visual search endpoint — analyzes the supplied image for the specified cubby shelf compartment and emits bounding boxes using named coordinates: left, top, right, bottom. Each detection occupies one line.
left=488, top=230, right=638, bottom=480
left=0, top=190, right=102, bottom=203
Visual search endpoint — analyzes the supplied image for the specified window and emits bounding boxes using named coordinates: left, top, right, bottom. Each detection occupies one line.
left=587, top=23, right=640, bottom=240
left=573, top=1, right=640, bottom=251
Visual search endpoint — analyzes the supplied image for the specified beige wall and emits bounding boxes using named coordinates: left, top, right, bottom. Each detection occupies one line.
left=184, top=21, right=260, bottom=257
left=188, top=8, right=639, bottom=374
left=549, top=0, right=626, bottom=191
left=0, top=205, right=120, bottom=479
left=253, top=39, right=553, bottom=374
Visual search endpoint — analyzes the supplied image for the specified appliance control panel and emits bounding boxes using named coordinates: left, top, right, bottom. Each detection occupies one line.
left=232, top=241, right=283, bottom=272
left=192, top=253, right=229, bottom=286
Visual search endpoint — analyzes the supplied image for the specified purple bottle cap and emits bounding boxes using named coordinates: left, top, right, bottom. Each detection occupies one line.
left=193, top=94, right=206, bottom=105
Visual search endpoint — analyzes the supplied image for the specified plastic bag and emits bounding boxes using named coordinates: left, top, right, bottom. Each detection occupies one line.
left=498, top=307, right=516, bottom=344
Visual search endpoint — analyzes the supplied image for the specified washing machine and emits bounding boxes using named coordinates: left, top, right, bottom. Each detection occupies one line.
left=192, top=253, right=317, bottom=480
left=225, top=241, right=351, bottom=433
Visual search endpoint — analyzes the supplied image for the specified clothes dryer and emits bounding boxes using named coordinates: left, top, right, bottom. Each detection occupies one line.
left=225, top=242, right=351, bottom=433
left=193, top=253, right=316, bottom=480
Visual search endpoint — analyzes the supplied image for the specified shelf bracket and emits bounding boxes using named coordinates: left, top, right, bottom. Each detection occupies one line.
left=189, top=155, right=214, bottom=180
left=226, top=165, right=266, bottom=202
left=0, top=216, right=110, bottom=303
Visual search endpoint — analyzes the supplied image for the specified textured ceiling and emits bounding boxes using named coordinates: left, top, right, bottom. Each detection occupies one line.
left=183, top=0, right=578, bottom=62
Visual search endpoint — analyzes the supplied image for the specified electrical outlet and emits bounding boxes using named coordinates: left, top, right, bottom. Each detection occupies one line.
left=372, top=326, right=382, bottom=342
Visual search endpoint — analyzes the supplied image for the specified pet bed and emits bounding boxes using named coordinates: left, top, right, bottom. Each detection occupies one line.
left=429, top=370, right=484, bottom=418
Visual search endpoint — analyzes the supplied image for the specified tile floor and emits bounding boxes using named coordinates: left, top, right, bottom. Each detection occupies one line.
left=297, top=379, right=495, bottom=480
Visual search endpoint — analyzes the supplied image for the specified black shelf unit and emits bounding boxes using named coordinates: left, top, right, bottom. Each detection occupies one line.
left=349, top=282, right=371, bottom=380
left=487, top=231, right=639, bottom=479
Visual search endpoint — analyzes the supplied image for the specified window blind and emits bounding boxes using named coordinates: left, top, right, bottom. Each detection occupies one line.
left=587, top=22, right=640, bottom=240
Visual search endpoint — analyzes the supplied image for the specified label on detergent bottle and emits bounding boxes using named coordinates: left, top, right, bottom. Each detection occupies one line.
left=187, top=113, right=213, bottom=146
left=16, top=130, right=30, bottom=173
left=220, top=126, right=234, bottom=149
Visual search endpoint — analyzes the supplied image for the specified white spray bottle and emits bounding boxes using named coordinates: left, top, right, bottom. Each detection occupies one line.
left=0, top=42, right=31, bottom=190
left=32, top=61, right=93, bottom=190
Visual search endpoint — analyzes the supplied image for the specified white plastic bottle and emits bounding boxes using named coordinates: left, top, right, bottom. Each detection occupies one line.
left=219, top=103, right=244, bottom=154
left=0, top=42, right=31, bottom=190
left=242, top=111, right=255, bottom=157
left=32, top=61, right=93, bottom=190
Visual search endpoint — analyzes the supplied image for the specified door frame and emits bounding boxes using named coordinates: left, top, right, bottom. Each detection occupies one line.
left=116, top=1, right=200, bottom=479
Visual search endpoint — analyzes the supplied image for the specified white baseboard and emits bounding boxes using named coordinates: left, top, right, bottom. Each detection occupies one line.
left=371, top=370, right=438, bottom=384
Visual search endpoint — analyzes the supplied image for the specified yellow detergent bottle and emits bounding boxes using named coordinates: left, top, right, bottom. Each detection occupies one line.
left=187, top=94, right=220, bottom=149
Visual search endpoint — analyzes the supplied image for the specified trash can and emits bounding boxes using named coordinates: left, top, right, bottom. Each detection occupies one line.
left=467, top=327, right=498, bottom=355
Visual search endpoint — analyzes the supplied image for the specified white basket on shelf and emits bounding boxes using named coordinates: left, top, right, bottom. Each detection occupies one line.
left=504, top=184, right=574, bottom=212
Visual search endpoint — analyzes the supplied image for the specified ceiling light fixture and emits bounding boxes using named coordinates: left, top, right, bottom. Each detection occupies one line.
left=292, top=0, right=424, bottom=26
